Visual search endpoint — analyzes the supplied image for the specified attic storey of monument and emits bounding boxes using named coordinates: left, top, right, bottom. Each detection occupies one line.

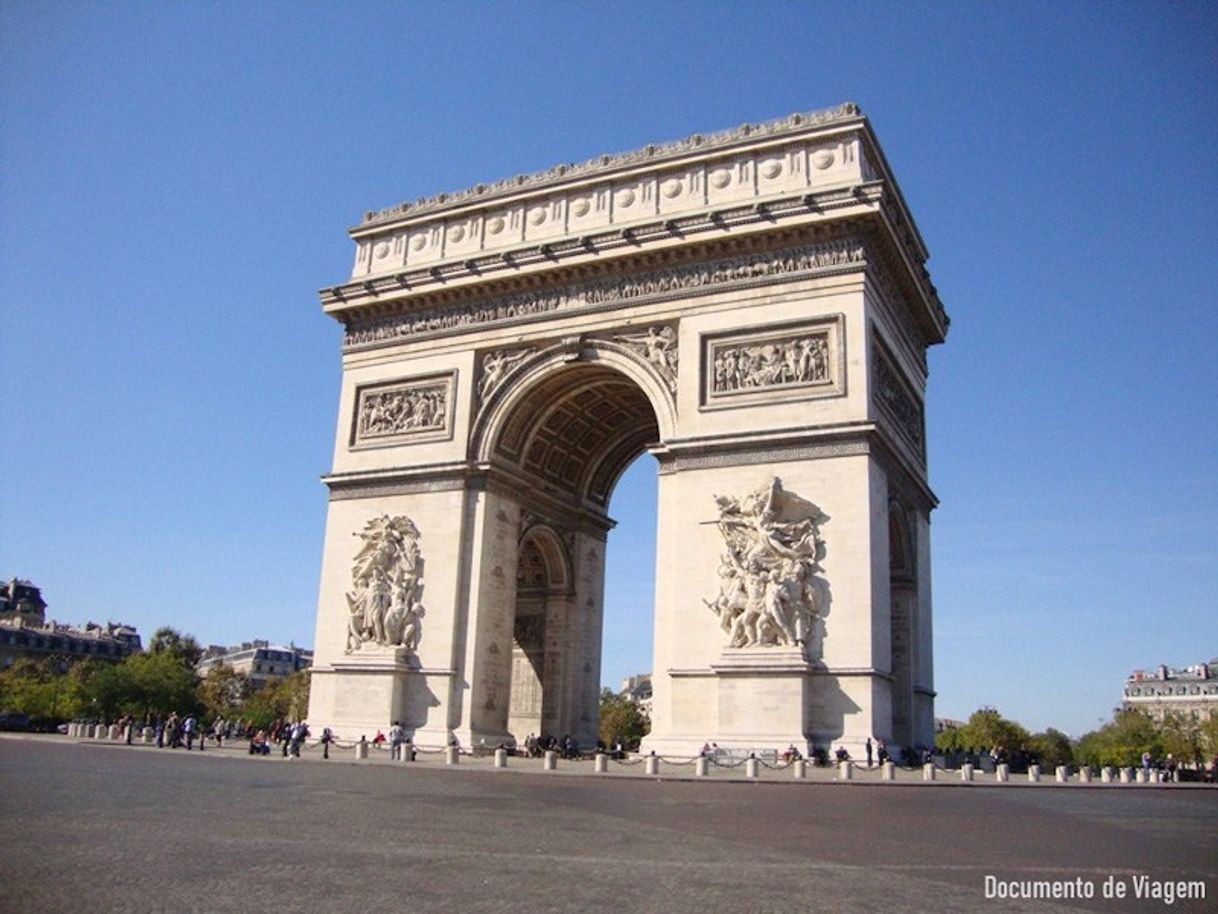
left=307, top=103, right=949, bottom=756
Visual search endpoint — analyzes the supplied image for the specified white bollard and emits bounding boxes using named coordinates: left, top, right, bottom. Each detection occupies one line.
left=923, top=762, right=936, bottom=781
left=961, top=763, right=974, bottom=782
left=1150, top=769, right=1160, bottom=784
left=1135, top=768, right=1147, bottom=784
left=398, top=742, right=413, bottom=763
left=445, top=746, right=459, bottom=765
left=594, top=752, right=608, bottom=773
left=694, top=756, right=709, bottom=777
left=543, top=750, right=558, bottom=771
left=109, top=724, right=121, bottom=740
left=645, top=754, right=661, bottom=776
left=838, top=760, right=853, bottom=780
left=96, top=726, right=108, bottom=741
left=996, top=763, right=1010, bottom=782
left=1120, top=768, right=1132, bottom=784
left=1079, top=766, right=1092, bottom=783
left=793, top=759, right=807, bottom=780
left=882, top=761, right=895, bottom=781
left=1028, top=764, right=1041, bottom=783
left=494, top=748, right=507, bottom=769
left=1056, top=766, right=1069, bottom=783
left=1101, top=766, right=1113, bottom=783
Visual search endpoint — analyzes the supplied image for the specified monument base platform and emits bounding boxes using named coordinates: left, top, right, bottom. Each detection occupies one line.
left=308, top=655, right=455, bottom=745
left=643, top=654, right=887, bottom=759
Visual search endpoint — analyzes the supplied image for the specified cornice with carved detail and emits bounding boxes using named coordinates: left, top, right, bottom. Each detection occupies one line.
left=358, top=103, right=863, bottom=228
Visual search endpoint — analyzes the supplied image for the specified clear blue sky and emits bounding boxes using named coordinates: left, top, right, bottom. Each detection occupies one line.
left=2, top=2, right=1215, bottom=737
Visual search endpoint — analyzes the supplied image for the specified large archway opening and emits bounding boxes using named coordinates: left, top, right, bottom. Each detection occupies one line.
left=480, top=356, right=664, bottom=748
left=600, top=454, right=658, bottom=728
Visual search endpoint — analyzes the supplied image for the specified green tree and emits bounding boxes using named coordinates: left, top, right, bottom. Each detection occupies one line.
left=241, top=671, right=311, bottom=730
left=1073, top=709, right=1163, bottom=768
left=148, top=626, right=203, bottom=667
left=934, top=725, right=966, bottom=753
left=598, top=687, right=650, bottom=750
left=1200, top=715, right=1218, bottom=759
left=1159, top=712, right=1204, bottom=767
left=86, top=661, right=141, bottom=720
left=1026, top=728, right=1074, bottom=767
left=124, top=650, right=200, bottom=720
left=960, top=708, right=1029, bottom=754
left=60, top=659, right=106, bottom=718
left=0, top=658, right=57, bottom=719
left=197, top=663, right=251, bottom=722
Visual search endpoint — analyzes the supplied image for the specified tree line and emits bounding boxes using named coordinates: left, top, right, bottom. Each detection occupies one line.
left=936, top=706, right=1218, bottom=770
left=0, top=626, right=310, bottom=731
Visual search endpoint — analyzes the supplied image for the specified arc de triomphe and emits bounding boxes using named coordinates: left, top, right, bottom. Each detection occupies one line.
left=306, top=103, right=949, bottom=756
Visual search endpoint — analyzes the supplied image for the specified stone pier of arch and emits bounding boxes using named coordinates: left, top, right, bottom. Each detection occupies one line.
left=306, top=103, right=949, bottom=758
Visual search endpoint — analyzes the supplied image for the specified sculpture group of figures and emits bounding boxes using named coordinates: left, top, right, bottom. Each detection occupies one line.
left=704, top=477, right=827, bottom=650
left=711, top=334, right=829, bottom=393
left=357, top=387, right=446, bottom=438
left=345, top=515, right=426, bottom=652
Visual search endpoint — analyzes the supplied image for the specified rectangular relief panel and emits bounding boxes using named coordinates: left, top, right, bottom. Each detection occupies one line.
left=870, top=336, right=926, bottom=464
left=700, top=315, right=845, bottom=410
left=349, top=371, right=456, bottom=449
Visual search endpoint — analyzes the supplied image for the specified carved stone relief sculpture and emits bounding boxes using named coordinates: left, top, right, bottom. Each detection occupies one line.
left=345, top=514, right=426, bottom=653
left=702, top=318, right=843, bottom=408
left=613, top=325, right=678, bottom=392
left=343, top=239, right=866, bottom=348
left=703, top=477, right=827, bottom=651
left=871, top=340, right=925, bottom=458
left=353, top=376, right=451, bottom=445
left=477, top=347, right=533, bottom=403
left=712, top=331, right=829, bottom=394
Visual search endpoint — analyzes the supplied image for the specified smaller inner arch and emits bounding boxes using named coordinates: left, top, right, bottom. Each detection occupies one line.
left=508, top=526, right=569, bottom=742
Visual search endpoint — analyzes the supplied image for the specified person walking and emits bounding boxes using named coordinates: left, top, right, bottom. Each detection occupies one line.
left=183, top=714, right=197, bottom=751
left=289, top=721, right=309, bottom=758
left=388, top=721, right=405, bottom=760
left=321, top=727, right=333, bottom=760
left=865, top=738, right=873, bottom=768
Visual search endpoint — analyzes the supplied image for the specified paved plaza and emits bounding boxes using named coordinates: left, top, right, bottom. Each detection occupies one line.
left=1, top=736, right=1215, bottom=913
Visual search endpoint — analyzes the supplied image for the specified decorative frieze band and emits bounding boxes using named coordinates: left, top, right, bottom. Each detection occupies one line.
left=343, top=238, right=866, bottom=350
left=350, top=373, right=455, bottom=448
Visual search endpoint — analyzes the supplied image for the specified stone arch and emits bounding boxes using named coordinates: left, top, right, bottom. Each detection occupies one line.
left=516, top=522, right=572, bottom=594
left=888, top=499, right=916, bottom=585
left=471, top=338, right=673, bottom=509
left=308, top=110, right=948, bottom=758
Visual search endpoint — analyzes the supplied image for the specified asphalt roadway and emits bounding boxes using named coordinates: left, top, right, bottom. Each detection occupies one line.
left=1, top=737, right=1215, bottom=914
